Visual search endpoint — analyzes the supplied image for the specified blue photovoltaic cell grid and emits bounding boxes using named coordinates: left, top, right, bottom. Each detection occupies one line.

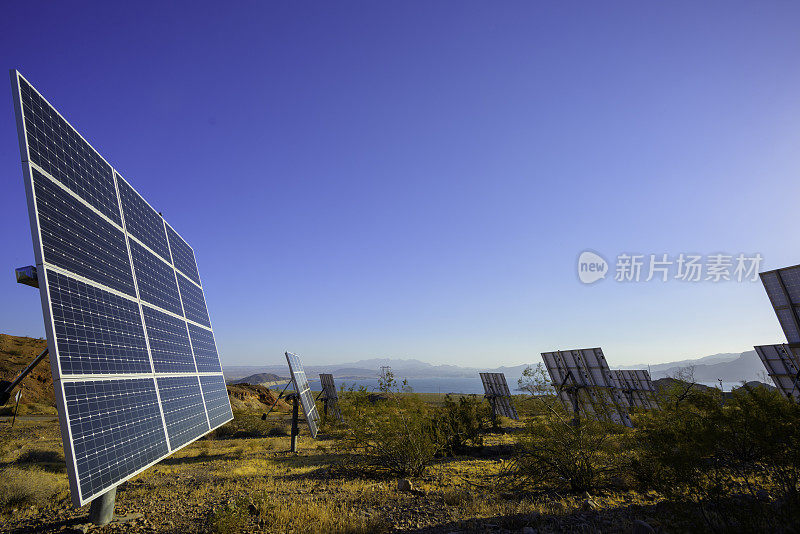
left=199, top=375, right=233, bottom=428
left=15, top=73, right=234, bottom=507
left=63, top=378, right=168, bottom=502
left=187, top=324, right=221, bottom=372
left=47, top=269, right=152, bottom=376
left=778, top=267, right=800, bottom=303
left=141, top=306, right=196, bottom=373
left=177, top=276, right=210, bottom=327
left=33, top=169, right=135, bottom=296
left=762, top=272, right=789, bottom=308
left=18, top=77, right=120, bottom=225
left=286, top=352, right=319, bottom=438
left=166, top=224, right=201, bottom=285
left=117, top=175, right=171, bottom=262
left=129, top=240, right=182, bottom=315
left=156, top=376, right=210, bottom=450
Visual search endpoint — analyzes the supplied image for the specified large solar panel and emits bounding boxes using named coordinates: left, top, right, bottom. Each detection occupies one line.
left=614, top=369, right=657, bottom=410
left=760, top=266, right=800, bottom=344
left=11, top=71, right=233, bottom=507
left=319, top=373, right=342, bottom=422
left=754, top=344, right=800, bottom=401
left=541, top=348, right=632, bottom=427
left=479, top=372, right=519, bottom=420
left=285, top=352, right=320, bottom=438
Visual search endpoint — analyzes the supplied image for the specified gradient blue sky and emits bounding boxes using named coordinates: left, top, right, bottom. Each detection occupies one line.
left=1, top=2, right=799, bottom=368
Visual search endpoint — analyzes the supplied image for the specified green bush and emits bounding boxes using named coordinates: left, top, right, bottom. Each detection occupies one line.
left=337, top=378, right=442, bottom=477
left=432, top=394, right=488, bottom=454
left=628, top=385, right=800, bottom=530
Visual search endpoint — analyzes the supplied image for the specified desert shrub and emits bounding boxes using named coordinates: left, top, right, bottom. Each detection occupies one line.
left=629, top=385, right=800, bottom=530
left=432, top=394, right=488, bottom=454
left=210, top=498, right=248, bottom=533
left=500, top=390, right=626, bottom=493
left=0, top=467, right=68, bottom=509
left=337, top=376, right=442, bottom=477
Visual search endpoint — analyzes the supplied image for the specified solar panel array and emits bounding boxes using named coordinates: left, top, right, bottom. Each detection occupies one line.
left=614, top=369, right=657, bottom=410
left=760, top=266, right=800, bottom=344
left=479, top=372, right=519, bottom=420
left=541, top=348, right=633, bottom=427
left=754, top=344, right=800, bottom=401
left=319, top=373, right=342, bottom=421
left=11, top=71, right=233, bottom=507
left=285, top=352, right=320, bottom=438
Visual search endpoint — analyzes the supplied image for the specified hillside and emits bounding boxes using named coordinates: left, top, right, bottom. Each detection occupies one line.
left=0, top=334, right=53, bottom=411
left=229, top=372, right=286, bottom=385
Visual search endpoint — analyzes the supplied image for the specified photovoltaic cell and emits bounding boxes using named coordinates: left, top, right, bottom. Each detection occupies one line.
left=541, top=348, right=633, bottom=427
left=63, top=378, right=168, bottom=503
left=754, top=344, right=800, bottom=401
left=33, top=169, right=135, bottom=296
left=18, top=77, right=121, bottom=225
left=200, top=375, right=234, bottom=429
left=187, top=324, right=222, bottom=372
left=760, top=267, right=800, bottom=344
left=12, top=71, right=233, bottom=508
left=47, top=269, right=152, bottom=376
left=156, top=376, right=210, bottom=449
left=479, top=372, right=519, bottom=420
left=130, top=240, right=182, bottom=316
left=117, top=175, right=171, bottom=262
left=166, top=224, right=201, bottom=285
left=141, top=306, right=195, bottom=373
left=286, top=352, right=320, bottom=438
left=614, top=369, right=657, bottom=410
left=319, top=374, right=342, bottom=421
left=177, top=276, right=210, bottom=327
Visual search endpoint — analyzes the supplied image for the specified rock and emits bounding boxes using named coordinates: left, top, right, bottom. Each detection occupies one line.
left=397, top=479, right=414, bottom=492
left=522, top=527, right=537, bottom=534
left=632, top=519, right=655, bottom=534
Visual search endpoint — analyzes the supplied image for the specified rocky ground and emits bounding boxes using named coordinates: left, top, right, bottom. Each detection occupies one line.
left=0, top=415, right=685, bottom=534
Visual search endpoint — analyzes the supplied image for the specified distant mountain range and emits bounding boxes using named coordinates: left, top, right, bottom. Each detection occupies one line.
left=223, top=350, right=768, bottom=384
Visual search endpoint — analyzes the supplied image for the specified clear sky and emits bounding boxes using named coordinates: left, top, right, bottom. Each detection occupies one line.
left=1, top=2, right=799, bottom=368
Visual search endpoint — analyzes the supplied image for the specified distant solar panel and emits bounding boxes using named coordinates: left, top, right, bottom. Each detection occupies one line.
left=319, top=373, right=342, bottom=421
left=614, top=369, right=657, bottom=410
left=286, top=352, right=320, bottom=438
left=760, top=266, right=800, bottom=344
left=541, top=348, right=632, bottom=427
left=11, top=71, right=233, bottom=507
left=479, top=372, right=519, bottom=420
left=754, top=344, right=800, bottom=401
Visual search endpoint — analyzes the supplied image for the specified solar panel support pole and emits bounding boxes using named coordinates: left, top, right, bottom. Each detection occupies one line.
left=289, top=394, right=299, bottom=453
left=88, top=487, right=116, bottom=526
left=0, top=348, right=49, bottom=406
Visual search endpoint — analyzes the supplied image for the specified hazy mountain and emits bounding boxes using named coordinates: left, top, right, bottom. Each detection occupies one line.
left=224, top=349, right=766, bottom=384
left=229, top=372, right=286, bottom=385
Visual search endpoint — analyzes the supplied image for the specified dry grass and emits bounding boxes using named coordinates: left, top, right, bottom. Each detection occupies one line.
left=0, top=466, right=68, bottom=509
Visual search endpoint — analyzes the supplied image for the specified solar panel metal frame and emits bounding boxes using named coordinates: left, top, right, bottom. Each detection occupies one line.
left=285, top=352, right=320, bottom=438
left=760, top=266, right=800, bottom=344
left=479, top=372, right=519, bottom=420
left=754, top=344, right=800, bottom=401
left=614, top=369, right=657, bottom=410
left=541, top=348, right=633, bottom=427
left=10, top=71, right=233, bottom=507
left=319, top=373, right=342, bottom=421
